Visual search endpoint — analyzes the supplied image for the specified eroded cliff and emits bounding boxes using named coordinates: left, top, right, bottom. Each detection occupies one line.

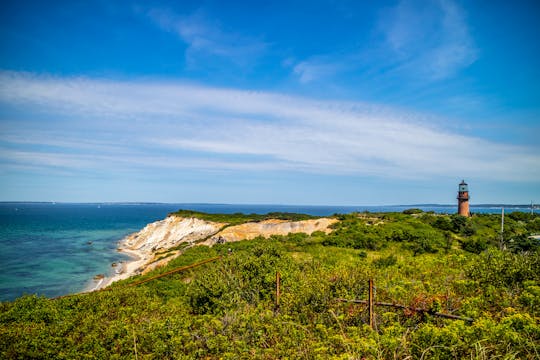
left=200, top=218, right=338, bottom=246
left=122, top=216, right=225, bottom=254
left=116, top=215, right=337, bottom=277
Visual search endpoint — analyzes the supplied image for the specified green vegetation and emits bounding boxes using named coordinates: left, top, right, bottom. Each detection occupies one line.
left=1, top=212, right=539, bottom=359
left=402, top=208, right=423, bottom=214
left=170, top=210, right=318, bottom=225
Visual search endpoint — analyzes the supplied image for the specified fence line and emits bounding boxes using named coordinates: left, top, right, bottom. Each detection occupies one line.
left=55, top=261, right=474, bottom=326
left=53, top=255, right=222, bottom=300
left=336, top=279, right=473, bottom=326
left=275, top=271, right=281, bottom=314
left=124, top=256, right=222, bottom=288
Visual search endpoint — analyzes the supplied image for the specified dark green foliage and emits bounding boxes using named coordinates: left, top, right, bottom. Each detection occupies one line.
left=450, top=214, right=468, bottom=232
left=508, top=234, right=540, bottom=253
left=467, top=249, right=540, bottom=289
left=508, top=212, right=537, bottom=222
left=323, top=221, right=385, bottom=250
left=460, top=237, right=488, bottom=254
left=432, top=216, right=453, bottom=231
left=323, top=212, right=447, bottom=254
left=451, top=215, right=475, bottom=235
left=526, top=217, right=540, bottom=233
left=169, top=210, right=318, bottom=225
left=372, top=254, right=397, bottom=268
left=188, top=242, right=290, bottom=315
left=431, top=214, right=476, bottom=236
left=402, top=208, right=423, bottom=214
left=507, top=212, right=540, bottom=234
left=388, top=226, right=442, bottom=255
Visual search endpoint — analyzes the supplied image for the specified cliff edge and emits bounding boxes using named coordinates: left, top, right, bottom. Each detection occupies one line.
left=96, top=214, right=337, bottom=289
left=200, top=218, right=337, bottom=246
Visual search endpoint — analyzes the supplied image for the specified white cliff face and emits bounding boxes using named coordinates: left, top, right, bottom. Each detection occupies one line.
left=121, top=216, right=338, bottom=255
left=122, top=216, right=225, bottom=254
left=112, top=216, right=338, bottom=281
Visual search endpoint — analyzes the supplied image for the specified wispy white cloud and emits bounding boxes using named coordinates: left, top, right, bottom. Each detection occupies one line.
left=145, top=8, right=267, bottom=67
left=379, top=0, right=477, bottom=80
left=291, top=0, right=477, bottom=84
left=0, top=71, right=538, bottom=182
left=292, top=57, right=347, bottom=84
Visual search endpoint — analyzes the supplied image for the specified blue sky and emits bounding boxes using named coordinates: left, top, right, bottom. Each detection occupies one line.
left=0, top=0, right=539, bottom=205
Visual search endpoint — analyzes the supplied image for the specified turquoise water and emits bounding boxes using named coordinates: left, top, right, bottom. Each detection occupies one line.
left=1, top=202, right=537, bottom=301
left=0, top=203, right=182, bottom=301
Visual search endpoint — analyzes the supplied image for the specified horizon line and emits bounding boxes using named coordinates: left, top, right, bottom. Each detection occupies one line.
left=0, top=201, right=537, bottom=208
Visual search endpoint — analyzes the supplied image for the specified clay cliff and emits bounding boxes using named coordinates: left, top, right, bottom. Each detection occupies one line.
left=122, top=216, right=225, bottom=255
left=117, top=215, right=337, bottom=276
left=200, top=218, right=337, bottom=246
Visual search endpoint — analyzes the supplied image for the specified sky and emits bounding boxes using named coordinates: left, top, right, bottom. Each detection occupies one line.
left=0, top=0, right=539, bottom=205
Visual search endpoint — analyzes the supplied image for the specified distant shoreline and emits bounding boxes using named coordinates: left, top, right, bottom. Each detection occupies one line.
left=1, top=201, right=538, bottom=208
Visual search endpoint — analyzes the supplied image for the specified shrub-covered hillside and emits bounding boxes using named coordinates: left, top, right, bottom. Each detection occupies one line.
left=1, top=211, right=539, bottom=359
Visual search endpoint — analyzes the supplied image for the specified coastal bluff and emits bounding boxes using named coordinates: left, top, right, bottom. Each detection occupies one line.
left=102, top=213, right=337, bottom=288
left=200, top=218, right=337, bottom=246
left=122, top=216, right=226, bottom=254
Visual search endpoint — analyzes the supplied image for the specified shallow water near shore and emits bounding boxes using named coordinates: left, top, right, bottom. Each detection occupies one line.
left=1, top=202, right=537, bottom=301
left=0, top=203, right=182, bottom=301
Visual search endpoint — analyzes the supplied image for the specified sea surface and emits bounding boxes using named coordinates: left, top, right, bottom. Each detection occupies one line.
left=1, top=202, right=538, bottom=302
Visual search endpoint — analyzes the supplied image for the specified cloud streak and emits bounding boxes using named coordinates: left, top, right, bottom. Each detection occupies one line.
left=291, top=0, right=477, bottom=84
left=0, top=71, right=538, bottom=182
left=292, top=56, right=349, bottom=84
left=379, top=0, right=478, bottom=80
left=145, top=8, right=267, bottom=68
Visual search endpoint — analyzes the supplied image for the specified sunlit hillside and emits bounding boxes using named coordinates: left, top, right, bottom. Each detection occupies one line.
left=1, top=211, right=539, bottom=359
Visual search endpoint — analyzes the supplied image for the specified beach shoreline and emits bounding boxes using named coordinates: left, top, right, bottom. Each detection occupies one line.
left=84, top=238, right=146, bottom=292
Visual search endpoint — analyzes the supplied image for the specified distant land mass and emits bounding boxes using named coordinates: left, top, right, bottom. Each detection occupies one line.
left=1, top=201, right=537, bottom=207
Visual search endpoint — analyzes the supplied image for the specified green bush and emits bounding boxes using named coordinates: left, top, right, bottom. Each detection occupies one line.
left=403, top=208, right=423, bottom=214
left=460, top=237, right=488, bottom=253
left=467, top=249, right=540, bottom=290
left=372, top=254, right=398, bottom=268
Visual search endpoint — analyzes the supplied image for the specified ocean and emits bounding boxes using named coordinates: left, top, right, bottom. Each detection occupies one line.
left=1, top=202, right=537, bottom=302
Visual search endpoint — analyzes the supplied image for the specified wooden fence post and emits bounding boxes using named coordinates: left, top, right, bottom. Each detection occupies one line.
left=368, top=279, right=374, bottom=329
left=275, top=271, right=281, bottom=313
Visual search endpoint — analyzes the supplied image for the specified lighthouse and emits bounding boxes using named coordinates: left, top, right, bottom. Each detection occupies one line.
left=457, top=180, right=470, bottom=217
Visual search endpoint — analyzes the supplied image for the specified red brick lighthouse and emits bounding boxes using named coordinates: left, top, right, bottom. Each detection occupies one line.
left=457, top=180, right=470, bottom=217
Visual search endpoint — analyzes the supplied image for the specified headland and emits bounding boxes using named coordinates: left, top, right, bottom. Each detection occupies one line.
left=89, top=211, right=337, bottom=291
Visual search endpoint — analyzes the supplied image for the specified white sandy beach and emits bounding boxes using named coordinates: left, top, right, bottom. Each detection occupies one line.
left=88, top=244, right=147, bottom=291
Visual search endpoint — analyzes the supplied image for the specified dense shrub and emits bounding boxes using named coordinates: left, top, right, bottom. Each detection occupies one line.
left=467, top=249, right=540, bottom=289
left=507, top=234, right=540, bottom=253
left=402, top=208, right=423, bottom=214
left=460, top=237, right=488, bottom=253
left=372, top=254, right=398, bottom=268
